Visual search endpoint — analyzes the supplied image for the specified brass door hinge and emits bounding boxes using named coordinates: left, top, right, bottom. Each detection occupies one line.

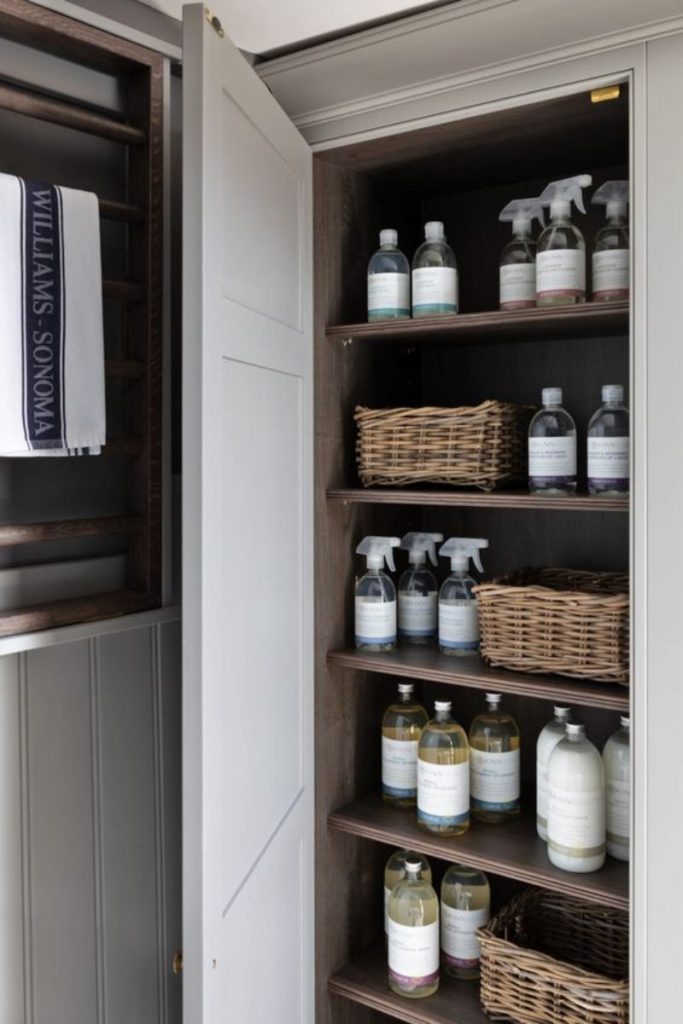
left=172, top=950, right=183, bottom=975
left=591, top=85, right=621, bottom=104
left=205, top=7, right=225, bottom=38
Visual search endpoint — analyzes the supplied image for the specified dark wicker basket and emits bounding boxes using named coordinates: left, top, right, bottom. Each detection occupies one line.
left=479, top=889, right=629, bottom=1024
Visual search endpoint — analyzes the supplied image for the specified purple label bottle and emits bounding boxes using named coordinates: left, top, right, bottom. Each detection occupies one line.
left=587, top=384, right=630, bottom=495
left=528, top=387, right=577, bottom=495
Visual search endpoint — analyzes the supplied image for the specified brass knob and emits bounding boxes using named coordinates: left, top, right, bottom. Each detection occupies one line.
left=172, top=950, right=183, bottom=975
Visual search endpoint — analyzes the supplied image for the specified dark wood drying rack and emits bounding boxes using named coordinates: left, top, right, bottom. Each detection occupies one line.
left=0, top=0, right=164, bottom=636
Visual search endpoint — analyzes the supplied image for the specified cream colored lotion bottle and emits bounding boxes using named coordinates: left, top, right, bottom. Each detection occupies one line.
left=547, top=723, right=606, bottom=873
left=388, top=858, right=440, bottom=999
left=469, top=692, right=521, bottom=823
left=384, top=849, right=432, bottom=938
left=440, top=865, right=490, bottom=980
left=417, top=700, right=470, bottom=836
left=536, top=706, right=572, bottom=839
left=603, top=716, right=630, bottom=862
left=382, top=683, right=429, bottom=809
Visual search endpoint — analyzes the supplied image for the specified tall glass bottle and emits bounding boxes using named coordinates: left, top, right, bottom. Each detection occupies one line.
left=587, top=385, right=630, bottom=496
left=469, top=692, right=521, bottom=823
left=411, top=221, right=458, bottom=318
left=417, top=700, right=469, bottom=837
left=354, top=537, right=400, bottom=652
left=382, top=683, right=429, bottom=809
left=547, top=723, right=606, bottom=873
left=440, top=865, right=490, bottom=980
left=384, top=849, right=432, bottom=939
left=536, top=175, right=591, bottom=306
left=528, top=387, right=577, bottom=495
left=388, top=858, right=440, bottom=999
left=603, top=716, right=630, bottom=862
left=591, top=180, right=629, bottom=302
left=536, top=706, right=572, bottom=840
left=367, top=228, right=411, bottom=321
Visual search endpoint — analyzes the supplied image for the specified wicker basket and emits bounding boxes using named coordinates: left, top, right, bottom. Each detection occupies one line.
left=475, top=568, right=629, bottom=685
left=354, top=401, right=531, bottom=492
left=479, top=889, right=629, bottom=1024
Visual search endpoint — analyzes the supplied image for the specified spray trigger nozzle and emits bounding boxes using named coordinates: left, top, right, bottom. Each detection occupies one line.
left=499, top=197, right=545, bottom=233
left=400, top=532, right=444, bottom=567
left=356, top=536, right=400, bottom=572
left=592, top=180, right=629, bottom=218
left=439, top=537, right=488, bottom=573
left=539, top=174, right=592, bottom=216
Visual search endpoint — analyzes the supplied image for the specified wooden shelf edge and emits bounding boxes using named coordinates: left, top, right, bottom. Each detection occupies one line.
left=0, top=590, right=159, bottom=638
left=0, top=515, right=144, bottom=547
left=327, top=488, right=629, bottom=512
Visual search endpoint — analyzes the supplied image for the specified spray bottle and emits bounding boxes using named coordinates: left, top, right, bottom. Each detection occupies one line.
left=536, top=174, right=592, bottom=306
left=398, top=532, right=444, bottom=644
left=591, top=181, right=629, bottom=302
left=355, top=537, right=400, bottom=651
left=437, top=538, right=489, bottom=657
left=498, top=198, right=545, bottom=310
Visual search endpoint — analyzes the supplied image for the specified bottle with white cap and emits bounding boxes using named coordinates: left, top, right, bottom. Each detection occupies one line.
left=381, top=683, right=429, bottom=809
left=398, top=532, right=443, bottom=644
left=411, top=221, right=458, bottom=318
left=384, top=849, right=432, bottom=940
left=355, top=536, right=400, bottom=651
left=587, top=385, right=630, bottom=496
left=528, top=387, right=577, bottom=495
left=498, top=197, right=545, bottom=310
left=603, top=716, right=630, bottom=862
left=536, top=706, right=572, bottom=840
left=417, top=700, right=470, bottom=836
left=469, top=693, right=521, bottom=823
left=367, top=228, right=411, bottom=321
left=591, top=181, right=629, bottom=302
left=387, top=857, right=440, bottom=998
left=547, top=722, right=606, bottom=873
left=437, top=538, right=489, bottom=657
left=536, top=174, right=592, bottom=305
left=440, top=864, right=490, bottom=980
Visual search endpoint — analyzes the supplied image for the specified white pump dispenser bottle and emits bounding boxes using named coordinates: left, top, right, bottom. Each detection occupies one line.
left=603, top=716, right=630, bottom=862
left=499, top=197, right=545, bottom=310
left=355, top=536, right=400, bottom=651
left=591, top=181, right=629, bottom=301
left=398, top=532, right=443, bottom=644
left=536, top=174, right=592, bottom=305
left=536, top=706, right=572, bottom=839
left=547, top=722, right=606, bottom=873
left=437, top=538, right=488, bottom=657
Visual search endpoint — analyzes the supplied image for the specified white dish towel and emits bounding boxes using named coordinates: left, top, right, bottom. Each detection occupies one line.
left=0, top=173, right=106, bottom=456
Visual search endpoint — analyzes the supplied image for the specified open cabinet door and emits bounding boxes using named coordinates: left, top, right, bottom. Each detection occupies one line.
left=182, top=5, right=314, bottom=1021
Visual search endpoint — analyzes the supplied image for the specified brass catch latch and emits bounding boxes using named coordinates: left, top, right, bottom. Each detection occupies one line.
left=591, top=85, right=621, bottom=104
left=204, top=7, right=225, bottom=38
left=172, top=950, right=183, bottom=975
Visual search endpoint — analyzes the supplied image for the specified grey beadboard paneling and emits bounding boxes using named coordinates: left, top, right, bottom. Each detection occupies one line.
left=0, top=655, right=24, bottom=1023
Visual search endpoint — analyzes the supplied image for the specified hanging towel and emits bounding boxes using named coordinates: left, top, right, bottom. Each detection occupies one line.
left=0, top=173, right=106, bottom=457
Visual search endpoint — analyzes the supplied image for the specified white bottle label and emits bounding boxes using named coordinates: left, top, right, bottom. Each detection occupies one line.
left=592, top=249, right=629, bottom=297
left=441, top=905, right=489, bottom=967
left=417, top=758, right=469, bottom=826
left=412, top=267, right=458, bottom=313
left=470, top=748, right=520, bottom=811
left=384, top=886, right=392, bottom=933
left=355, top=599, right=396, bottom=645
left=548, top=784, right=605, bottom=856
left=399, top=593, right=437, bottom=637
left=606, top=778, right=630, bottom=841
left=500, top=263, right=535, bottom=307
left=439, top=602, right=479, bottom=651
left=388, top=918, right=439, bottom=987
left=368, top=273, right=410, bottom=316
left=537, top=756, right=556, bottom=831
left=587, top=437, right=629, bottom=484
left=536, top=249, right=586, bottom=298
left=528, top=436, right=577, bottom=481
left=382, top=737, right=419, bottom=798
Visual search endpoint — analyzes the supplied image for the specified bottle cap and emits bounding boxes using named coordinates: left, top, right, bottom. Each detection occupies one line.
left=602, top=384, right=624, bottom=404
left=553, top=706, right=571, bottom=720
left=485, top=692, right=502, bottom=707
left=620, top=715, right=630, bottom=729
left=566, top=723, right=585, bottom=738
left=542, top=387, right=563, bottom=406
left=404, top=859, right=423, bottom=875
left=425, top=220, right=445, bottom=241
left=380, top=228, right=398, bottom=246
left=398, top=683, right=414, bottom=696
left=434, top=700, right=452, bottom=712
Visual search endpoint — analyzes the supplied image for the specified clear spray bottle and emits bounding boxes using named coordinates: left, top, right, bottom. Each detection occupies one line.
left=591, top=181, right=629, bottom=302
left=536, top=174, right=592, bottom=306
left=398, top=532, right=443, bottom=644
left=355, top=536, right=400, bottom=651
left=437, top=538, right=489, bottom=657
left=498, top=197, right=545, bottom=310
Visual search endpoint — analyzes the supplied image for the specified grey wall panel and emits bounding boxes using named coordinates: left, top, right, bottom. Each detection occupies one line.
left=0, top=655, right=25, bottom=1024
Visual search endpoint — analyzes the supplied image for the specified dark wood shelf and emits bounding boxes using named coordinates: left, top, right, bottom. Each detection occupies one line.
left=326, top=302, right=629, bottom=346
left=0, top=589, right=159, bottom=638
left=0, top=515, right=143, bottom=547
left=329, top=796, right=628, bottom=910
left=329, top=941, right=487, bottom=1024
left=327, top=487, right=628, bottom=512
left=328, top=647, right=629, bottom=712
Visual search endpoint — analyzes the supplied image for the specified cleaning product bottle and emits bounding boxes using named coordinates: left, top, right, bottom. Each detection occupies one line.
left=469, top=693, right=521, bottom=822
left=499, top=197, right=545, bottom=310
left=398, top=532, right=444, bottom=644
left=388, top=857, right=440, bottom=998
left=603, top=716, right=630, bottom=862
left=382, top=683, right=429, bottom=809
left=528, top=387, right=577, bottom=495
left=536, top=174, right=592, bottom=306
left=384, top=850, right=432, bottom=939
left=412, top=221, right=458, bottom=318
left=536, top=706, right=572, bottom=840
left=417, top=700, right=470, bottom=837
left=440, top=865, right=490, bottom=980
left=587, top=384, right=630, bottom=496
left=367, top=228, right=411, bottom=321
left=355, top=537, right=400, bottom=651
left=591, top=181, right=629, bottom=302
left=547, top=723, right=606, bottom=873
left=437, top=538, right=489, bottom=656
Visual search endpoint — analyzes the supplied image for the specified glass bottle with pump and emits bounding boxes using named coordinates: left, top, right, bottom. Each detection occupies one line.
left=603, top=716, right=630, bottom=862
left=412, top=221, right=458, bottom=317
left=398, top=532, right=443, bottom=644
left=437, top=538, right=489, bottom=657
left=528, top=387, right=577, bottom=495
left=417, top=700, right=470, bottom=836
left=440, top=865, right=490, bottom=980
left=536, top=174, right=592, bottom=305
left=591, top=181, right=629, bottom=301
left=388, top=858, right=440, bottom=998
left=547, top=723, right=606, bottom=873
left=367, top=228, right=411, bottom=321
left=384, top=849, right=432, bottom=939
left=587, top=385, right=630, bottom=496
left=382, top=683, right=429, bottom=809
left=354, top=536, right=400, bottom=651
left=469, top=693, right=521, bottom=822
left=499, top=197, right=545, bottom=310
left=536, top=706, right=572, bottom=840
